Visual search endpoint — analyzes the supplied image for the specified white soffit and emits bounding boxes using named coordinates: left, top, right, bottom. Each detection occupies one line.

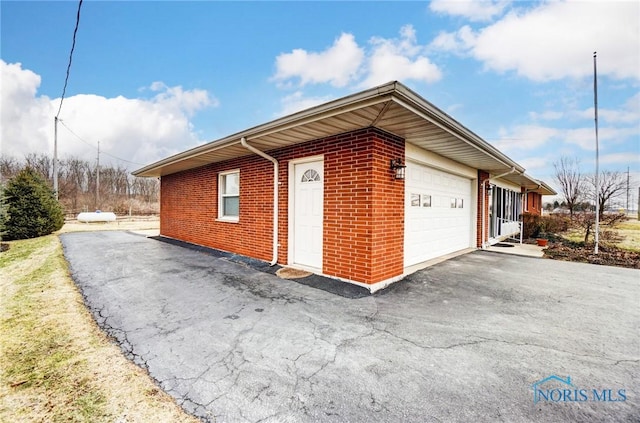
left=133, top=81, right=524, bottom=178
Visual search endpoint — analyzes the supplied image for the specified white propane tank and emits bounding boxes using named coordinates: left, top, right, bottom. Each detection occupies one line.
left=77, top=211, right=117, bottom=223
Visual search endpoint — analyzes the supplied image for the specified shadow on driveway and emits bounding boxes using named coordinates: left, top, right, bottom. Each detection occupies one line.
left=61, top=231, right=640, bottom=422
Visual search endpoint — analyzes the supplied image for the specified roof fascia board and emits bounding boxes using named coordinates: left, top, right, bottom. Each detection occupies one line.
left=537, top=180, right=557, bottom=195
left=132, top=137, right=241, bottom=176
left=521, top=173, right=557, bottom=195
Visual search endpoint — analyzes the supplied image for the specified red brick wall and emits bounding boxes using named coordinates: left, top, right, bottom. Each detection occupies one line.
left=160, top=155, right=274, bottom=262
left=160, top=127, right=405, bottom=284
left=525, top=192, right=542, bottom=215
left=476, top=170, right=490, bottom=247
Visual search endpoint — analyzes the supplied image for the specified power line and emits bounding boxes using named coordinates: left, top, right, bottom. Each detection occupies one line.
left=58, top=120, right=145, bottom=166
left=53, top=0, right=83, bottom=199
left=58, top=120, right=93, bottom=148
left=55, top=0, right=84, bottom=118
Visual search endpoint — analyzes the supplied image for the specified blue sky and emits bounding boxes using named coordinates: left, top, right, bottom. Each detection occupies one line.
left=1, top=0, right=638, bottom=196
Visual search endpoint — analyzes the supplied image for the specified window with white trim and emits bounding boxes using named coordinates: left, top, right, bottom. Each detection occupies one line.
left=219, top=170, right=239, bottom=221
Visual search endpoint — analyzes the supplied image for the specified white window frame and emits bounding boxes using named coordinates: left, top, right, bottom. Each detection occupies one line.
left=218, top=169, right=240, bottom=222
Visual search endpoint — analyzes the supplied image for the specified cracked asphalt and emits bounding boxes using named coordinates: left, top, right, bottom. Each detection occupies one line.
left=60, top=231, right=639, bottom=422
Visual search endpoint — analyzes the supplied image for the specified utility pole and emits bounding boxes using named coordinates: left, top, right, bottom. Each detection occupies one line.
left=96, top=141, right=100, bottom=209
left=593, top=52, right=600, bottom=255
left=627, top=167, right=630, bottom=214
left=53, top=116, right=59, bottom=200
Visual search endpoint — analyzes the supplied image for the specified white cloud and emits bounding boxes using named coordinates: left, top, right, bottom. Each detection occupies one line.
left=600, top=153, right=640, bottom=166
left=0, top=60, right=216, bottom=169
left=573, top=92, right=640, bottom=124
left=146, top=81, right=216, bottom=116
left=564, top=126, right=638, bottom=151
left=276, top=91, right=333, bottom=117
left=492, top=124, right=560, bottom=151
left=429, top=0, right=510, bottom=22
left=272, top=33, right=364, bottom=88
left=529, top=110, right=564, bottom=121
left=518, top=156, right=549, bottom=171
left=575, top=107, right=639, bottom=125
left=429, top=25, right=475, bottom=54
left=493, top=121, right=638, bottom=154
left=447, top=103, right=463, bottom=114
left=528, top=92, right=640, bottom=127
left=359, top=25, right=442, bottom=88
left=430, top=1, right=640, bottom=82
left=0, top=62, right=54, bottom=158
left=272, top=25, right=441, bottom=91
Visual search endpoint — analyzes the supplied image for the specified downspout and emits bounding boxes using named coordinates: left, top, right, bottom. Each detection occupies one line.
left=520, top=192, right=525, bottom=245
left=240, top=137, right=279, bottom=266
left=482, top=181, right=486, bottom=249
left=482, top=167, right=517, bottom=249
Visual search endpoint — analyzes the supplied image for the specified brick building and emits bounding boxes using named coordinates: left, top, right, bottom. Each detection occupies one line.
left=134, top=81, right=555, bottom=292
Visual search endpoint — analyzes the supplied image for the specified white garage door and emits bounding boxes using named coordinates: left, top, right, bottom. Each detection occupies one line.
left=404, top=162, right=473, bottom=267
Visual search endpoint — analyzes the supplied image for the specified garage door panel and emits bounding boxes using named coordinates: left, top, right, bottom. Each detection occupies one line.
left=405, top=162, right=473, bottom=267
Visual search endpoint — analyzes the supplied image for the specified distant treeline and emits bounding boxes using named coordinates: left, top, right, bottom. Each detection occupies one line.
left=1, top=153, right=159, bottom=216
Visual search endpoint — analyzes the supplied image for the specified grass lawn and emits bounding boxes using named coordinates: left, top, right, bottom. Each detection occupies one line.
left=612, top=219, right=640, bottom=252
left=560, top=217, right=640, bottom=252
left=545, top=217, right=640, bottom=268
left=0, top=231, right=198, bottom=422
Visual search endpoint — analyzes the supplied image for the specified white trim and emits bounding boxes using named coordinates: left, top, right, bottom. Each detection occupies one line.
left=288, top=155, right=324, bottom=269
left=470, top=177, right=478, bottom=249
left=346, top=275, right=405, bottom=294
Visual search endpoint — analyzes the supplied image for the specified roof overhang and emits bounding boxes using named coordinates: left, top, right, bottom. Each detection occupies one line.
left=133, top=81, right=529, bottom=180
left=529, top=179, right=557, bottom=196
left=497, top=172, right=557, bottom=195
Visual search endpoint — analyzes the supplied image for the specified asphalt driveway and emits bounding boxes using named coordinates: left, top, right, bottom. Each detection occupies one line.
left=61, top=231, right=639, bottom=422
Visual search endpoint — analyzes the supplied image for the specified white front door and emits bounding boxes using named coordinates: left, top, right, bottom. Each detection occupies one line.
left=293, top=160, right=324, bottom=269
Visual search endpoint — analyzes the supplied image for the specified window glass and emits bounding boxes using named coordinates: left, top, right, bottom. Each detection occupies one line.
left=224, top=172, right=239, bottom=195
left=422, top=195, right=431, bottom=208
left=301, top=169, right=321, bottom=182
left=219, top=171, right=239, bottom=219
left=223, top=196, right=239, bottom=216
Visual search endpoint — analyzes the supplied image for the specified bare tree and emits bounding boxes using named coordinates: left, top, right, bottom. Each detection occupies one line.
left=24, top=153, right=53, bottom=184
left=572, top=211, right=626, bottom=243
left=2, top=154, right=160, bottom=215
left=588, top=170, right=627, bottom=218
left=0, top=156, right=21, bottom=181
left=553, top=157, right=584, bottom=216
